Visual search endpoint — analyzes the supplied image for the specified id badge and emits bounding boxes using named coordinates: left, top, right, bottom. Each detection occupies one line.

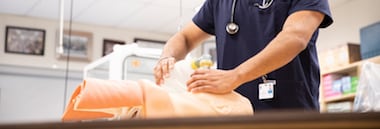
left=258, top=80, right=276, bottom=100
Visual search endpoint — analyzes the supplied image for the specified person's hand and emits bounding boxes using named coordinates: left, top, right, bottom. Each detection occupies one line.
left=186, top=69, right=241, bottom=94
left=154, top=57, right=176, bottom=85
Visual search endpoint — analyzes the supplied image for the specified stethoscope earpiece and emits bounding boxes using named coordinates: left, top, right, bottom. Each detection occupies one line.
left=226, top=22, right=239, bottom=35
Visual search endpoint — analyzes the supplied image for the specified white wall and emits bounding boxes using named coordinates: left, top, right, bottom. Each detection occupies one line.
left=317, top=0, right=380, bottom=52
left=0, top=13, right=171, bottom=71
left=0, top=13, right=175, bottom=124
left=0, top=64, right=81, bottom=123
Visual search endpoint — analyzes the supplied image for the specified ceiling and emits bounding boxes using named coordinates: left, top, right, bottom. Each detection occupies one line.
left=0, top=0, right=205, bottom=35
left=0, top=0, right=347, bottom=35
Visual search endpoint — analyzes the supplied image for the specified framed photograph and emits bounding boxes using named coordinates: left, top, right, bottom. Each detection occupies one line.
left=133, top=38, right=166, bottom=49
left=5, top=26, right=45, bottom=55
left=102, top=39, right=125, bottom=56
left=202, top=41, right=217, bottom=63
left=57, top=30, right=93, bottom=61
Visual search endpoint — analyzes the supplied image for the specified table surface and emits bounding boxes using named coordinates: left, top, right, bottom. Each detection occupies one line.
left=1, top=111, right=380, bottom=129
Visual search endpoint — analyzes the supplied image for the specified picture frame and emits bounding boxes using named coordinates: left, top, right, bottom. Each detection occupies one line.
left=5, top=26, right=45, bottom=55
left=102, top=39, right=125, bottom=56
left=133, top=38, right=166, bottom=49
left=202, top=41, right=217, bottom=63
left=57, top=30, right=93, bottom=61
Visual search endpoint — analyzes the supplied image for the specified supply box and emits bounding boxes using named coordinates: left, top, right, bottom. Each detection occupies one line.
left=319, top=43, right=361, bottom=71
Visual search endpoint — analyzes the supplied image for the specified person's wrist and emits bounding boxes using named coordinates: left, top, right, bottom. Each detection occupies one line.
left=158, top=56, right=173, bottom=62
left=232, top=68, right=246, bottom=88
left=159, top=56, right=170, bottom=60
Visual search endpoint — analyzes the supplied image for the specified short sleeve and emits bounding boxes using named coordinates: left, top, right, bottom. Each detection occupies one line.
left=192, top=0, right=215, bottom=35
left=289, top=0, right=334, bottom=28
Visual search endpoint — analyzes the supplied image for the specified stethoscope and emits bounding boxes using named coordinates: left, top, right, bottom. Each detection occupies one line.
left=226, top=0, right=239, bottom=35
left=226, top=0, right=274, bottom=35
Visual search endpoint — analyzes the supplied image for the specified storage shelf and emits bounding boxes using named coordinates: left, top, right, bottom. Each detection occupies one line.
left=321, top=61, right=360, bottom=75
left=320, top=54, right=380, bottom=113
left=324, top=93, right=356, bottom=103
left=321, top=55, right=380, bottom=75
left=366, top=55, right=380, bottom=64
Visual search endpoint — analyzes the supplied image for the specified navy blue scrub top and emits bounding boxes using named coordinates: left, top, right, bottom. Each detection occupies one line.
left=193, top=0, right=333, bottom=111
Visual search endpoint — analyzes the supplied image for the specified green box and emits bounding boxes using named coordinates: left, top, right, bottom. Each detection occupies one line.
left=350, top=76, right=358, bottom=94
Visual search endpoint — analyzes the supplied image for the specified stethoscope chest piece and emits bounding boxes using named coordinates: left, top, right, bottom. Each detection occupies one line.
left=226, top=22, right=239, bottom=35
left=226, top=0, right=239, bottom=35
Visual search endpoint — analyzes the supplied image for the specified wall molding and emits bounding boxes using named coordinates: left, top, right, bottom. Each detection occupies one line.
left=0, top=64, right=83, bottom=80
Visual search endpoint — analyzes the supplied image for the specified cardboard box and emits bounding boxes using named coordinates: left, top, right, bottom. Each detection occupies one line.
left=341, top=76, right=358, bottom=95
left=327, top=101, right=353, bottom=113
left=322, top=74, right=343, bottom=99
left=319, top=43, right=361, bottom=71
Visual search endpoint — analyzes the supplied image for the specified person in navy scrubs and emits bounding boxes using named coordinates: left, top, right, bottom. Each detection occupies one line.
left=154, top=0, right=333, bottom=112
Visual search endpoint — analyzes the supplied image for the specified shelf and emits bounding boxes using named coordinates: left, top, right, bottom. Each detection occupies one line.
left=320, top=55, right=380, bottom=112
left=321, top=61, right=360, bottom=75
left=321, top=55, right=380, bottom=75
left=365, top=55, right=380, bottom=64
left=324, top=93, right=356, bottom=103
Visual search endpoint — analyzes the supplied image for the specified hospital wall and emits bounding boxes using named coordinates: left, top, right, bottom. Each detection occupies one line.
left=0, top=13, right=171, bottom=71
left=0, top=13, right=172, bottom=123
left=317, top=0, right=380, bottom=52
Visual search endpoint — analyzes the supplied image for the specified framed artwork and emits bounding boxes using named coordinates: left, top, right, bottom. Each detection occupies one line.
left=202, top=41, right=217, bottom=63
left=133, top=38, right=166, bottom=49
left=102, top=39, right=125, bottom=56
left=57, top=30, right=93, bottom=61
left=5, top=26, right=45, bottom=55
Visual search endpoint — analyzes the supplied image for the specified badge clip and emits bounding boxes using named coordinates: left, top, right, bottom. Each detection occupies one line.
left=258, top=75, right=276, bottom=100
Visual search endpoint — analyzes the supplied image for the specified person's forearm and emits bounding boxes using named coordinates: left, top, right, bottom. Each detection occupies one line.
left=232, top=11, right=323, bottom=87
left=233, top=30, right=308, bottom=86
left=161, top=32, right=193, bottom=61
left=161, top=22, right=211, bottom=61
